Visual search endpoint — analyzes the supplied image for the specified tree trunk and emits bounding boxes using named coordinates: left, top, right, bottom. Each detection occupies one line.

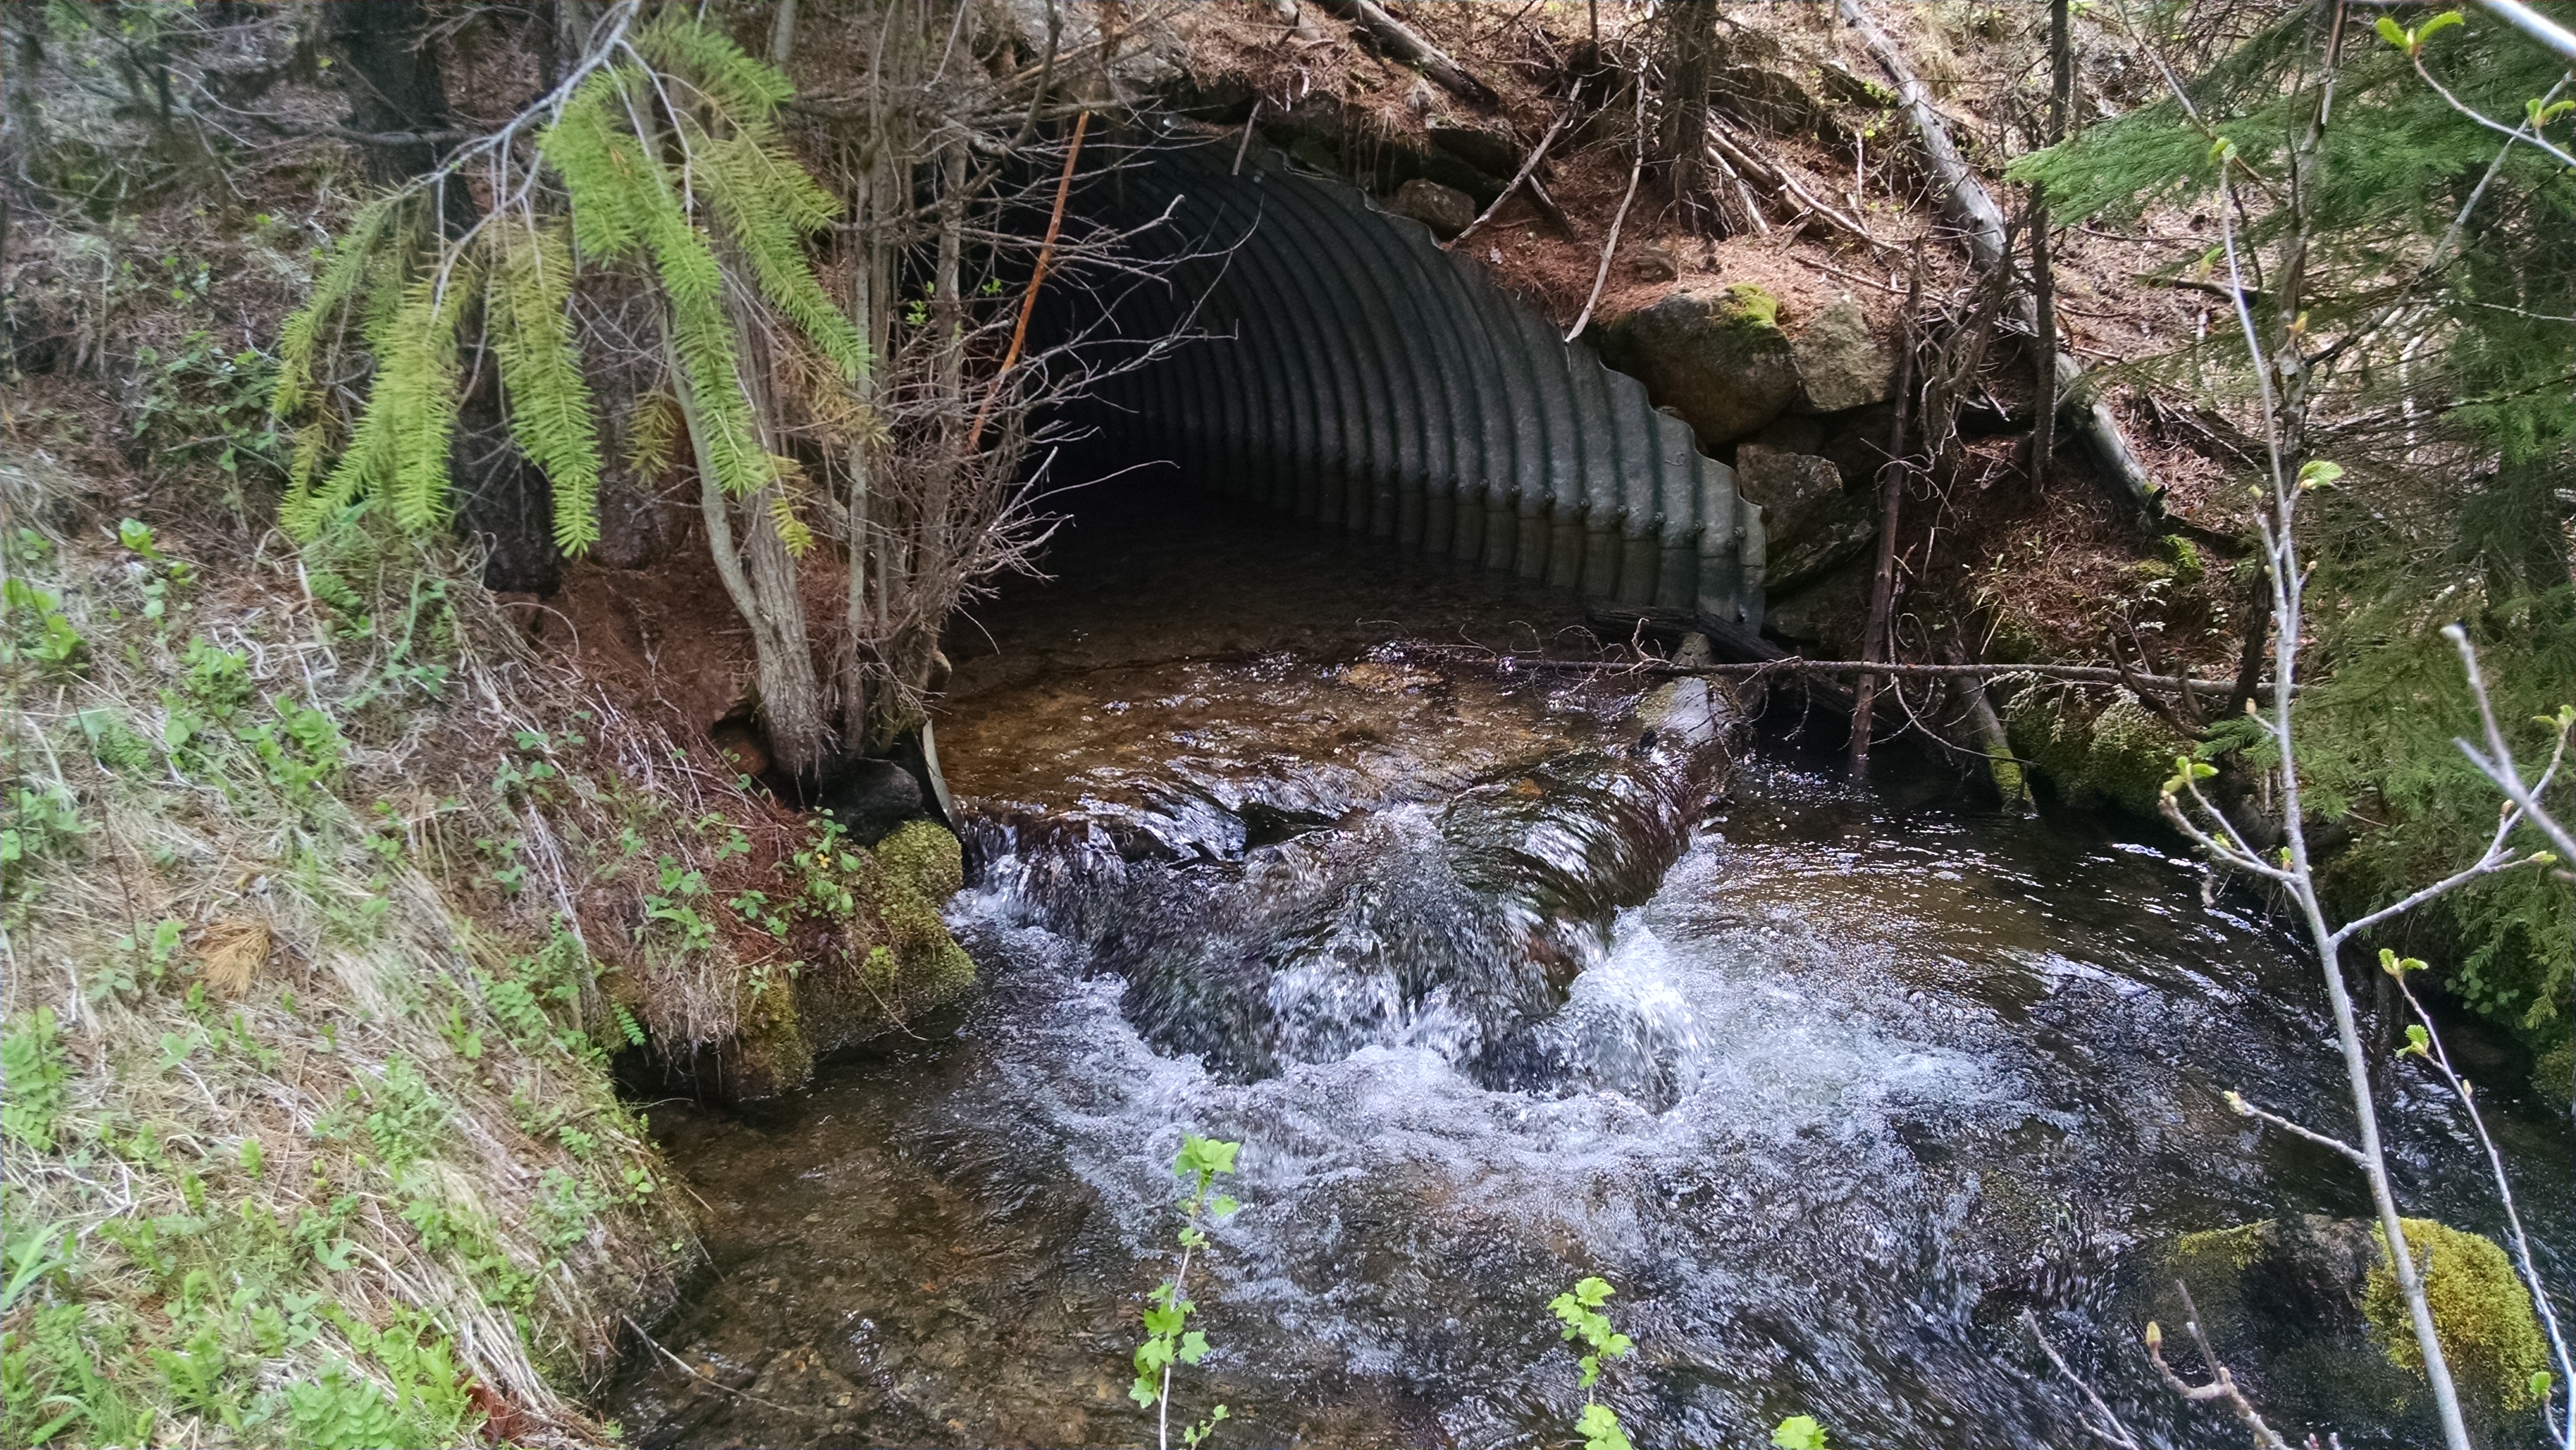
left=668, top=306, right=832, bottom=779
left=2029, top=187, right=2057, bottom=481
left=1834, top=0, right=2160, bottom=518
left=1658, top=1, right=1722, bottom=225
left=324, top=0, right=450, bottom=183
left=1850, top=245, right=1921, bottom=769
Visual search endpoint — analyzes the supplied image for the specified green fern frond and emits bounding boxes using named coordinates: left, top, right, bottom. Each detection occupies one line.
left=488, top=219, right=606, bottom=554
left=633, top=16, right=794, bottom=128
left=696, top=129, right=866, bottom=380
left=766, top=456, right=814, bottom=555
left=626, top=391, right=682, bottom=481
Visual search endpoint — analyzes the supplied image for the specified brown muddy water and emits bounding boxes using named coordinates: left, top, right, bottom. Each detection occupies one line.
left=610, top=485, right=2570, bottom=1450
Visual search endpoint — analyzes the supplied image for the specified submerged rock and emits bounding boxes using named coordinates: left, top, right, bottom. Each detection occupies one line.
left=1597, top=283, right=1800, bottom=446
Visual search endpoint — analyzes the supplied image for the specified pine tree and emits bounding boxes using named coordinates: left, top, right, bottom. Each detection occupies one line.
left=2020, top=4, right=2574, bottom=1043
left=272, top=13, right=868, bottom=772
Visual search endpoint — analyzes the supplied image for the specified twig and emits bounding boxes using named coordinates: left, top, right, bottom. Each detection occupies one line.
left=1566, top=72, right=1646, bottom=342
left=1419, top=650, right=2256, bottom=694
left=2144, top=1284, right=2290, bottom=1449
left=1448, top=86, right=1581, bottom=251
left=2020, top=1309, right=2144, bottom=1450
left=966, top=109, right=1092, bottom=454
left=2222, top=1090, right=2367, bottom=1164
left=622, top=1316, right=819, bottom=1420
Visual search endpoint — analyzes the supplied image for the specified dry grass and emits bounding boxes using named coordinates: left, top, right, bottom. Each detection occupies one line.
left=1, top=457, right=703, bottom=1447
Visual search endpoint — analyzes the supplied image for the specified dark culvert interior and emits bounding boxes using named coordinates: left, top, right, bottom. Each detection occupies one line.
left=1024, top=135, right=1769, bottom=641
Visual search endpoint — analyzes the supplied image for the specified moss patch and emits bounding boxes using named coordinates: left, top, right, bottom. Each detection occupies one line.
left=1720, top=281, right=1782, bottom=331
left=2363, top=1218, right=2549, bottom=1411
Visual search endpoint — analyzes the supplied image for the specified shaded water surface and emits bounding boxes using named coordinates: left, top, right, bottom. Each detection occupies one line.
left=613, top=490, right=2569, bottom=1449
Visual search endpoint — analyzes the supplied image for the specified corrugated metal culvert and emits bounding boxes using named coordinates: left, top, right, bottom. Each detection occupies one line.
left=1054, top=139, right=1767, bottom=632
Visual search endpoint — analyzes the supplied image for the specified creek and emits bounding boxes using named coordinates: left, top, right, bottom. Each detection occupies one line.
left=611, top=485, right=2570, bottom=1449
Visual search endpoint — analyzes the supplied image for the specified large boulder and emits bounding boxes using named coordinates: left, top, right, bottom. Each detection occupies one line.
left=2143, top=1216, right=2550, bottom=1446
left=1734, top=443, right=1876, bottom=593
left=1597, top=283, right=1800, bottom=447
left=2003, top=688, right=2190, bottom=817
left=1789, top=298, right=1897, bottom=413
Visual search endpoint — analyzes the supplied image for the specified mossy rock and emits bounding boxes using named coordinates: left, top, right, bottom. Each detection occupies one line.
left=2147, top=1216, right=2414, bottom=1439
left=875, top=818, right=964, bottom=903
left=2142, top=1216, right=2549, bottom=1444
left=709, top=823, right=976, bottom=1100
left=2083, top=693, right=2190, bottom=817
left=1596, top=282, right=1798, bottom=445
left=2535, top=1037, right=2574, bottom=1111
left=2002, top=689, right=2190, bottom=819
left=716, top=981, right=815, bottom=1102
left=791, top=823, right=976, bottom=1061
left=2363, top=1218, right=2549, bottom=1412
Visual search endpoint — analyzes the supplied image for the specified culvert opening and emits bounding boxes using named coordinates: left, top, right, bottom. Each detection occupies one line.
left=1022, top=135, right=1769, bottom=637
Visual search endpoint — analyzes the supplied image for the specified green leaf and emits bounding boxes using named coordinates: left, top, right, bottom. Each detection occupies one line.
left=2374, top=14, right=2410, bottom=47
left=2402, top=1024, right=2432, bottom=1057
left=1135, top=1337, right=1175, bottom=1375
left=2415, top=11, right=2464, bottom=46
left=1144, top=1302, right=1186, bottom=1336
left=1578, top=1402, right=1634, bottom=1450
left=1130, top=1374, right=1162, bottom=1408
left=1573, top=1275, right=1614, bottom=1308
left=2534, top=1370, right=2556, bottom=1401
left=1178, top=1330, right=1211, bottom=1365
left=1773, top=1414, right=1830, bottom=1450
left=1176, top=1134, right=1241, bottom=1180
left=2296, top=458, right=2344, bottom=489
left=1209, top=1195, right=1239, bottom=1219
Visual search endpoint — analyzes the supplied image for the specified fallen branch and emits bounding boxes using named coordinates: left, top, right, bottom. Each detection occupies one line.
left=1412, top=647, right=2262, bottom=695
left=2020, top=1308, right=2144, bottom=1450
left=967, top=109, right=1091, bottom=453
left=1833, top=0, right=2162, bottom=518
left=1315, top=0, right=1497, bottom=106
left=2144, top=1284, right=2290, bottom=1450
left=1710, top=120, right=1877, bottom=246
left=1448, top=89, right=1581, bottom=251
left=1566, top=69, right=1646, bottom=341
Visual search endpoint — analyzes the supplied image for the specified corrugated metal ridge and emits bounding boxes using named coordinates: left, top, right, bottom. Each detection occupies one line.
left=1079, top=138, right=1767, bottom=630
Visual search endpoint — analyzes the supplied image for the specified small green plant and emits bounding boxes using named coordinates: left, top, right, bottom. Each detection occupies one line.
left=2, top=578, right=86, bottom=674
left=2, top=1008, right=72, bottom=1152
left=640, top=856, right=717, bottom=953
left=1550, top=1276, right=1635, bottom=1450
left=1772, top=1414, right=1831, bottom=1449
left=1132, top=1133, right=1241, bottom=1449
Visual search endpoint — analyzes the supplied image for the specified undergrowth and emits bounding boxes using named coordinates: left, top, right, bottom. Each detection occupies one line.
left=0, top=467, right=698, bottom=1448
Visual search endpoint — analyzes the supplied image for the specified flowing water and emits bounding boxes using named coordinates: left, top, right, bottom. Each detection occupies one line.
left=612, top=487, right=2570, bottom=1449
